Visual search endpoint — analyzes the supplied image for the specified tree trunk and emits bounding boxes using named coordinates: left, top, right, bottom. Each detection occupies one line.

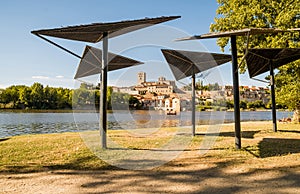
left=293, top=107, right=300, bottom=123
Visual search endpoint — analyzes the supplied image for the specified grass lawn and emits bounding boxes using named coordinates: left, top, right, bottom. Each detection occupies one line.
left=0, top=121, right=300, bottom=172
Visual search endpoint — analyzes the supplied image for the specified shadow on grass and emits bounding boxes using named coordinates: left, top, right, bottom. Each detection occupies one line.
left=0, top=138, right=10, bottom=142
left=278, top=130, right=300, bottom=134
left=1, top=156, right=119, bottom=173
left=43, top=156, right=119, bottom=171
left=258, top=138, right=300, bottom=158
left=196, top=130, right=260, bottom=139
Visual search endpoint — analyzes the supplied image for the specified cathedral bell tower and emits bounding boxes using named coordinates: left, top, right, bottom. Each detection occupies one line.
left=137, top=72, right=146, bottom=85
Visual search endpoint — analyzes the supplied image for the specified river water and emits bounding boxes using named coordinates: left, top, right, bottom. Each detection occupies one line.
left=0, top=110, right=293, bottom=138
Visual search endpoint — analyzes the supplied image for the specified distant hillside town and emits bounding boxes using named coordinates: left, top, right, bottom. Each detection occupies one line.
left=111, top=72, right=271, bottom=113
left=0, top=72, right=271, bottom=111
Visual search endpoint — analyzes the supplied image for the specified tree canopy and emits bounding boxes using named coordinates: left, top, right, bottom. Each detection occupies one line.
left=0, top=83, right=140, bottom=110
left=211, top=0, right=300, bottom=121
left=0, top=83, right=72, bottom=109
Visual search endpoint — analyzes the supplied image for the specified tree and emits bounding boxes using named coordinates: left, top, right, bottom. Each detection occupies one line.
left=0, top=83, right=73, bottom=110
left=240, top=100, right=247, bottom=110
left=2, top=86, right=20, bottom=108
left=129, top=96, right=141, bottom=109
left=226, top=99, right=234, bottom=109
left=275, top=64, right=300, bottom=121
left=30, top=83, right=44, bottom=109
left=19, top=86, right=31, bottom=108
left=211, top=83, right=220, bottom=91
left=111, top=92, right=130, bottom=110
left=107, top=86, right=113, bottom=110
left=72, top=85, right=94, bottom=109
left=211, top=0, right=300, bottom=122
left=247, top=100, right=265, bottom=110
left=94, top=89, right=100, bottom=109
left=182, top=84, right=192, bottom=91
left=43, top=86, right=59, bottom=109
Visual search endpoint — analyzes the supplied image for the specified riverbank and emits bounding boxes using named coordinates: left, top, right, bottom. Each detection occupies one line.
left=1, top=121, right=300, bottom=193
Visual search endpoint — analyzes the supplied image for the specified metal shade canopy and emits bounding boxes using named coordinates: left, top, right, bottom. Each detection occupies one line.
left=176, top=28, right=287, bottom=41
left=31, top=16, right=181, bottom=43
left=246, top=48, right=300, bottom=78
left=175, top=27, right=294, bottom=149
left=161, top=49, right=231, bottom=136
left=32, top=15, right=181, bottom=149
left=75, top=46, right=143, bottom=79
left=245, top=48, right=300, bottom=132
left=161, top=49, right=232, bottom=80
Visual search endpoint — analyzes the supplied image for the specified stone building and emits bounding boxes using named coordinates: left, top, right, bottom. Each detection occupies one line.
left=165, top=97, right=181, bottom=113
left=196, top=85, right=270, bottom=105
left=137, top=72, right=146, bottom=85
left=134, top=72, right=176, bottom=95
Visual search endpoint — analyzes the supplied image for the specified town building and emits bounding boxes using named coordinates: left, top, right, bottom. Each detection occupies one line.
left=196, top=85, right=270, bottom=105
left=137, top=72, right=146, bottom=85
left=165, top=97, right=181, bottom=114
left=239, top=86, right=270, bottom=104
left=112, top=86, right=139, bottom=95
left=135, top=73, right=177, bottom=95
left=111, top=72, right=271, bottom=111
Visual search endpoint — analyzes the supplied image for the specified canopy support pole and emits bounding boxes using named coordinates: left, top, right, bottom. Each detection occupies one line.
left=231, top=35, right=241, bottom=149
left=269, top=61, right=277, bottom=132
left=100, top=32, right=108, bottom=149
left=192, top=66, right=196, bottom=136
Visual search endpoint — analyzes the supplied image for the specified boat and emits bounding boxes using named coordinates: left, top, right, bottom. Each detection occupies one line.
left=166, top=110, right=176, bottom=115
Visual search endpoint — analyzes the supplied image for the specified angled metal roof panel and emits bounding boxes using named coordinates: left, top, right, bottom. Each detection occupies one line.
left=161, top=49, right=232, bottom=80
left=246, top=48, right=300, bottom=78
left=176, top=28, right=287, bottom=41
left=31, top=16, right=181, bottom=43
left=74, top=46, right=143, bottom=79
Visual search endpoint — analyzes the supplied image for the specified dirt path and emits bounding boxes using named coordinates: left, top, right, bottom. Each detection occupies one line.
left=1, top=155, right=300, bottom=193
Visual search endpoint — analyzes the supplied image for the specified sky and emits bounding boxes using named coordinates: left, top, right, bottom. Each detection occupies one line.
left=0, top=0, right=270, bottom=89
